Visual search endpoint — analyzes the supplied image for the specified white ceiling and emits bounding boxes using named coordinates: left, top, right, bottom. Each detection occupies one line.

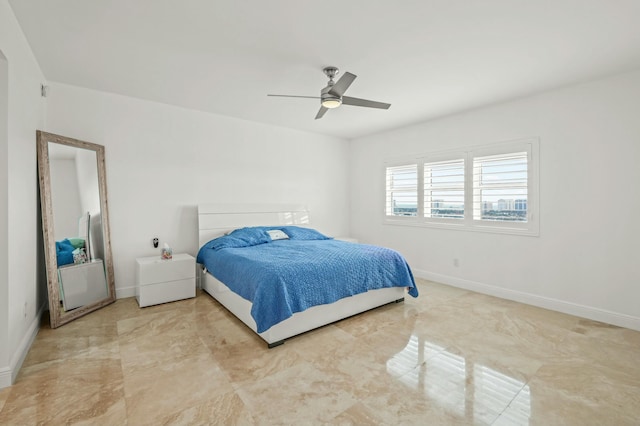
left=9, top=1, right=640, bottom=139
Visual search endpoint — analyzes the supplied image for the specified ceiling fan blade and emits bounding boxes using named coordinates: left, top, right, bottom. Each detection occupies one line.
left=315, top=106, right=328, bottom=120
left=328, top=72, right=356, bottom=97
left=342, top=96, right=391, bottom=109
left=268, top=94, right=320, bottom=99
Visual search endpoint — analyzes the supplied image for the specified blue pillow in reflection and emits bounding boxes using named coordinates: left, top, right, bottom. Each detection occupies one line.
left=56, top=239, right=75, bottom=267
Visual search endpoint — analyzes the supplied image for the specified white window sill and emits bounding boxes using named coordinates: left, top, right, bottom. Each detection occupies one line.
left=383, top=218, right=539, bottom=237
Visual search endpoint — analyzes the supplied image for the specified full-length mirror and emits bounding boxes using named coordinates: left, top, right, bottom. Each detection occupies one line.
left=37, top=131, right=115, bottom=328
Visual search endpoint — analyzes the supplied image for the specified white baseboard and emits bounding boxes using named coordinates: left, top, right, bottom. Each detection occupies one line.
left=0, top=303, right=45, bottom=389
left=0, top=367, right=11, bottom=389
left=414, top=269, right=640, bottom=332
left=115, top=285, right=136, bottom=299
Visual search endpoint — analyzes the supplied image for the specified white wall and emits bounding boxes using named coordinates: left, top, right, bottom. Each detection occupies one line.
left=75, top=148, right=100, bottom=215
left=45, top=83, right=350, bottom=297
left=0, top=0, right=47, bottom=388
left=49, top=158, right=82, bottom=239
left=350, top=69, right=640, bottom=330
left=0, top=46, right=9, bottom=390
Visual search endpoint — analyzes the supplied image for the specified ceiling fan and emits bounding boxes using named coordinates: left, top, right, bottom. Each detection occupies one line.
left=268, top=66, right=391, bottom=120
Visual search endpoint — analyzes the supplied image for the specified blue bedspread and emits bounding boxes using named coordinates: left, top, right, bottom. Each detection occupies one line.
left=198, top=237, right=418, bottom=333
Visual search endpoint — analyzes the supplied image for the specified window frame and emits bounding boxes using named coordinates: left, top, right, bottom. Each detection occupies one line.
left=383, top=138, right=539, bottom=236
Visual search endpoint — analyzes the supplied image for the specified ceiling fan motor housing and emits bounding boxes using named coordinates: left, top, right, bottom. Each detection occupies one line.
left=321, top=85, right=342, bottom=108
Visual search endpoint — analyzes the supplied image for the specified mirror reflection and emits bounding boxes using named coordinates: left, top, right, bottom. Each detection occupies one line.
left=37, top=131, right=115, bottom=328
left=49, top=143, right=108, bottom=310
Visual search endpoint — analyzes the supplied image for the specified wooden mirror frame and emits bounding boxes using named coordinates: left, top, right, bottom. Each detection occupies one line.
left=37, top=131, right=116, bottom=328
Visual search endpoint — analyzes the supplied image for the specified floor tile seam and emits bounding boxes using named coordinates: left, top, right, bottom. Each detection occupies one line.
left=24, top=341, right=123, bottom=361
left=520, top=372, right=632, bottom=412
left=388, top=356, right=437, bottom=385
left=196, top=332, right=222, bottom=352
left=465, top=325, right=574, bottom=358
left=115, top=316, right=200, bottom=337
left=142, top=396, right=222, bottom=425
left=537, top=349, right=640, bottom=381
left=545, top=325, right=589, bottom=349
left=232, top=379, right=271, bottom=414
left=388, top=337, right=476, bottom=372
left=212, top=357, right=293, bottom=392
left=488, top=381, right=529, bottom=426
left=540, top=361, right=640, bottom=395
left=199, top=344, right=237, bottom=386
left=16, top=352, right=126, bottom=386
left=120, top=350, right=225, bottom=382
left=229, top=359, right=322, bottom=394
left=115, top=305, right=198, bottom=321
left=204, top=336, right=269, bottom=363
left=326, top=400, right=378, bottom=425
left=561, top=327, right=640, bottom=351
left=360, top=322, right=420, bottom=345
left=0, top=391, right=9, bottom=419
left=306, top=356, right=390, bottom=391
left=120, top=379, right=136, bottom=423
left=116, top=336, right=195, bottom=378
left=116, top=329, right=205, bottom=352
left=509, top=364, right=616, bottom=406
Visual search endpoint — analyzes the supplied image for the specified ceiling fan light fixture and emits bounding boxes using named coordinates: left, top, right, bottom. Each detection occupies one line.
left=321, top=97, right=342, bottom=109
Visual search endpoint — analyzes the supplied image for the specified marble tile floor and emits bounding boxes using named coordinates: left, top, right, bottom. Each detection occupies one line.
left=1, top=278, right=639, bottom=425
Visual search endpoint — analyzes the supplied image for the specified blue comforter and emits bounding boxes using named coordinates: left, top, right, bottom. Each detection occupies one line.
left=197, top=228, right=417, bottom=333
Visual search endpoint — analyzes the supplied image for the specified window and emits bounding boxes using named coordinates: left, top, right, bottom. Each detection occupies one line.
left=424, top=158, right=465, bottom=219
left=385, top=164, right=418, bottom=217
left=473, top=152, right=528, bottom=222
left=384, top=139, right=538, bottom=235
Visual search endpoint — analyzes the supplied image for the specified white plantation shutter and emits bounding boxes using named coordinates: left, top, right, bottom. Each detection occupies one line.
left=473, top=151, right=528, bottom=222
left=424, top=159, right=464, bottom=219
left=383, top=139, right=538, bottom=235
left=385, top=164, right=418, bottom=217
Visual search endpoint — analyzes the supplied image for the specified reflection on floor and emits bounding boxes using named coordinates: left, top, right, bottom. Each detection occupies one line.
left=388, top=336, right=531, bottom=423
left=0, top=278, right=639, bottom=424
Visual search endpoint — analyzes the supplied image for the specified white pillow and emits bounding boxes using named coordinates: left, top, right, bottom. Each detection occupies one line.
left=267, top=229, right=289, bottom=241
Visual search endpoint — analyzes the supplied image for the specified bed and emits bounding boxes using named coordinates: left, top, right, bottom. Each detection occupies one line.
left=197, top=204, right=418, bottom=347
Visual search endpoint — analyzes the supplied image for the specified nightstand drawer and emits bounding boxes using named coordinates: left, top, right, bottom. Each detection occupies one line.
left=136, top=278, right=195, bottom=307
left=135, top=253, right=196, bottom=307
left=136, top=253, right=195, bottom=285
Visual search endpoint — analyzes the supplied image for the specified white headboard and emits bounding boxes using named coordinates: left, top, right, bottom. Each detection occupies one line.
left=198, top=204, right=310, bottom=248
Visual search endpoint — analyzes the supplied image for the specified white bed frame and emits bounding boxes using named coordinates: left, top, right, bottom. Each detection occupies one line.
left=197, top=204, right=405, bottom=347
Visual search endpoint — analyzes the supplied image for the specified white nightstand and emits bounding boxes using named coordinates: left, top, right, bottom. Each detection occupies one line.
left=136, top=253, right=196, bottom=307
left=335, top=237, right=358, bottom=243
